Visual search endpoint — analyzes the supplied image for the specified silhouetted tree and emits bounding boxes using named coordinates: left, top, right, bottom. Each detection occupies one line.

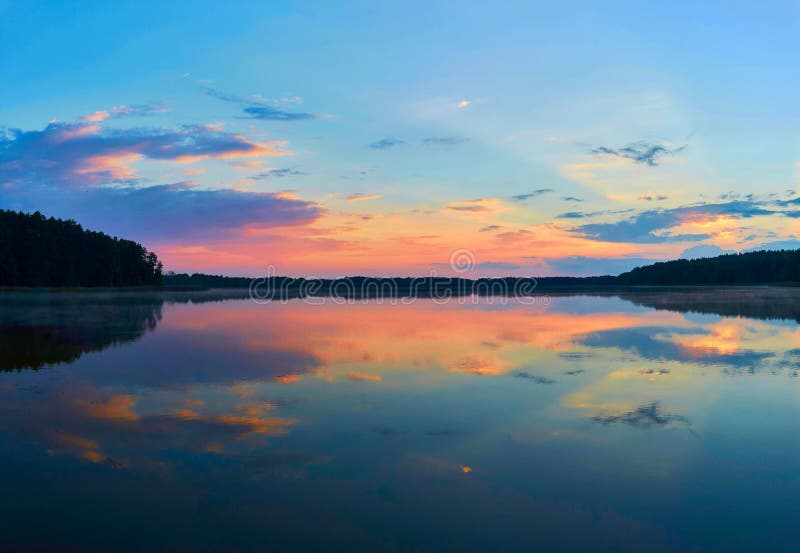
left=0, top=210, right=163, bottom=287
left=616, top=250, right=800, bottom=285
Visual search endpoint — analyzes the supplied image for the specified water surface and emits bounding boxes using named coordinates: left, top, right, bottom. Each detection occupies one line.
left=1, top=289, right=799, bottom=552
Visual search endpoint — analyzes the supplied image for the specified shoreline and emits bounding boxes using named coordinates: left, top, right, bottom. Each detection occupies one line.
left=1, top=282, right=798, bottom=294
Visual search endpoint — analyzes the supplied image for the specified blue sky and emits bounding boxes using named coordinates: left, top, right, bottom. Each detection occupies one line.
left=1, top=1, right=798, bottom=276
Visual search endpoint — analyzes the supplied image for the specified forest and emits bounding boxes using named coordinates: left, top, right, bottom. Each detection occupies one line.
left=616, top=249, right=800, bottom=285
left=0, top=210, right=163, bottom=287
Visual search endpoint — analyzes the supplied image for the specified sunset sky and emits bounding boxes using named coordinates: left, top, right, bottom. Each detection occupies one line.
left=1, top=1, right=799, bottom=276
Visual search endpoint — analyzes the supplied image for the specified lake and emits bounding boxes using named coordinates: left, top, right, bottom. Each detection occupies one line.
left=1, top=288, right=799, bottom=552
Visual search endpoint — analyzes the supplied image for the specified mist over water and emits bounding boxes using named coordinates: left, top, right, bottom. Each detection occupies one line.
left=1, top=289, right=799, bottom=552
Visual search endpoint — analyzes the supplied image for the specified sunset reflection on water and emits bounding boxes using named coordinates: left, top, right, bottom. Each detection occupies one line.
left=1, top=290, right=799, bottom=552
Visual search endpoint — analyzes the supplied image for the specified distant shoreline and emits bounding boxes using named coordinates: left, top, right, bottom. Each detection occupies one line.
left=2, top=282, right=799, bottom=294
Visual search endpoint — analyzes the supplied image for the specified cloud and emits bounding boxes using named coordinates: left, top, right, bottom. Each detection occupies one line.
left=557, top=211, right=594, bottom=219
left=80, top=103, right=167, bottom=122
left=581, top=327, right=774, bottom=368
left=202, top=85, right=322, bottom=121
left=479, top=225, right=501, bottom=232
left=562, top=196, right=584, bottom=202
left=638, top=195, right=669, bottom=201
left=345, top=193, right=381, bottom=202
left=252, top=167, right=306, bottom=179
left=557, top=208, right=634, bottom=220
left=242, top=106, right=320, bottom=121
left=369, top=137, right=405, bottom=149
left=443, top=198, right=507, bottom=215
left=446, top=203, right=491, bottom=213
left=590, top=141, right=686, bottom=166
left=775, top=196, right=800, bottom=207
left=564, top=369, right=586, bottom=375
left=514, top=372, right=555, bottom=384
left=457, top=100, right=471, bottom=108
left=570, top=201, right=774, bottom=243
left=0, top=122, right=286, bottom=188
left=511, top=188, right=554, bottom=202
left=422, top=136, right=469, bottom=146
left=3, top=182, right=323, bottom=242
left=592, top=402, right=687, bottom=427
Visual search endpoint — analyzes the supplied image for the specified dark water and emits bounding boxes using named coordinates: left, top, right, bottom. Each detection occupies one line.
left=1, top=289, right=800, bottom=552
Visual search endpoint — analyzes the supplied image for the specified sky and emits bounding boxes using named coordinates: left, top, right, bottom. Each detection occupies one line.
left=1, top=0, right=799, bottom=277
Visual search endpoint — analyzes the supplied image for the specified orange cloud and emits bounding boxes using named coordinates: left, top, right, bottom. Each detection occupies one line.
left=78, top=394, right=139, bottom=422
left=346, top=193, right=382, bottom=202
left=75, top=152, right=142, bottom=181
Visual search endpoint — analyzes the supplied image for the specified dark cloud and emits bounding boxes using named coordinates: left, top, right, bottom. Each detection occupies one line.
left=514, top=372, right=555, bottom=384
left=479, top=225, right=502, bottom=232
left=252, top=167, right=307, bottom=179
left=511, top=188, right=554, bottom=202
left=775, top=196, right=800, bottom=207
left=559, top=352, right=591, bottom=360
left=369, top=137, right=405, bottom=149
left=638, top=195, right=668, bottom=201
left=562, top=196, right=584, bottom=202
left=422, top=136, right=469, bottom=146
left=444, top=198, right=494, bottom=212
left=449, top=205, right=488, bottom=212
left=202, top=85, right=322, bottom=121
left=242, top=105, right=319, bottom=121
left=557, top=208, right=634, bottom=220
left=564, top=369, right=586, bottom=376
left=719, top=190, right=758, bottom=201
left=590, top=141, right=686, bottom=166
left=557, top=211, right=594, bottom=219
left=592, top=402, right=687, bottom=427
left=581, top=327, right=774, bottom=368
left=571, top=201, right=774, bottom=243
left=0, top=122, right=281, bottom=188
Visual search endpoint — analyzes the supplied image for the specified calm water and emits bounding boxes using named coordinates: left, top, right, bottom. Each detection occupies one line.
left=1, top=289, right=800, bottom=552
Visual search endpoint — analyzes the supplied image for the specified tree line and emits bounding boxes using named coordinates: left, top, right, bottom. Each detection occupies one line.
left=167, top=249, right=800, bottom=293
left=616, top=250, right=800, bottom=285
left=163, top=272, right=253, bottom=289
left=0, top=210, right=163, bottom=287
